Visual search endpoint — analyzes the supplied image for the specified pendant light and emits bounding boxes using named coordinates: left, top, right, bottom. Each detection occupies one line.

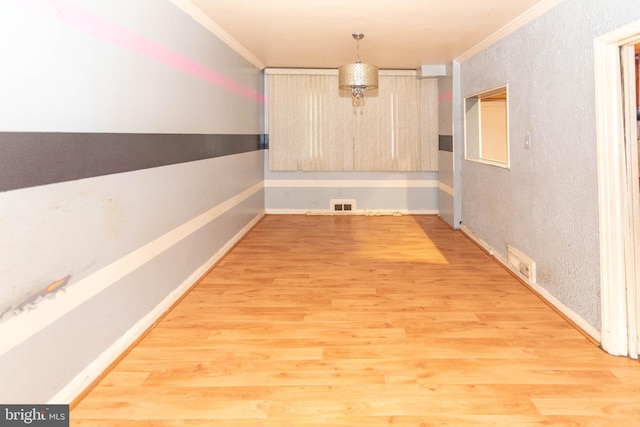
left=338, top=33, right=379, bottom=107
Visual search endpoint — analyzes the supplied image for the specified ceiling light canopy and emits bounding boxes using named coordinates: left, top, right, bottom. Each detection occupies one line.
left=338, top=33, right=379, bottom=107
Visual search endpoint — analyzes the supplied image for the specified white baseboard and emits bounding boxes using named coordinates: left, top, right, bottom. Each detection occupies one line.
left=459, top=224, right=601, bottom=343
left=48, top=211, right=265, bottom=404
left=265, top=209, right=439, bottom=215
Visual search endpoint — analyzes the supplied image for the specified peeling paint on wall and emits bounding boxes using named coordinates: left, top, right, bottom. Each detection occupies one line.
left=1, top=275, right=71, bottom=321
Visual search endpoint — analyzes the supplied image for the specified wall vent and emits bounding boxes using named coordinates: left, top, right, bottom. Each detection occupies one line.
left=330, top=199, right=357, bottom=212
left=507, top=245, right=536, bottom=284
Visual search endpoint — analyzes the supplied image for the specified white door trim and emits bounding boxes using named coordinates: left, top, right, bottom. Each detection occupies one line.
left=594, top=21, right=640, bottom=357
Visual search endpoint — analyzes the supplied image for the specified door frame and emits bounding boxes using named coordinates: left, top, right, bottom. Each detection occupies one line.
left=594, top=21, right=640, bottom=358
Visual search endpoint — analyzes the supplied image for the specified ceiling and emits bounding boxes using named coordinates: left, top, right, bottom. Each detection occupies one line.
left=187, top=0, right=546, bottom=70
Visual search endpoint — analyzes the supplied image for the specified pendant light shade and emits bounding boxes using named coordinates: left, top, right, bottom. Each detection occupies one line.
left=338, top=33, right=379, bottom=107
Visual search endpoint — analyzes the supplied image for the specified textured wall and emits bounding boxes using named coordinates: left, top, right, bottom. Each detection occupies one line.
left=0, top=0, right=264, bottom=403
left=459, top=0, right=640, bottom=330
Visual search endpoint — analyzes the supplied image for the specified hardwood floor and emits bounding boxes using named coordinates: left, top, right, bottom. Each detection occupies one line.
left=71, top=215, right=640, bottom=426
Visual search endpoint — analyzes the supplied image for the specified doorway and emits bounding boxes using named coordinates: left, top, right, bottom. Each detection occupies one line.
left=594, top=23, right=640, bottom=359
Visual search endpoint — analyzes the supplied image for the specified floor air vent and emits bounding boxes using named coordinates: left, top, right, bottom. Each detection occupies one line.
left=508, top=245, right=536, bottom=284
left=330, top=199, right=357, bottom=212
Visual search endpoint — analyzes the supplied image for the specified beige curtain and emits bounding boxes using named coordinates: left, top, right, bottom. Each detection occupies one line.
left=268, top=71, right=438, bottom=172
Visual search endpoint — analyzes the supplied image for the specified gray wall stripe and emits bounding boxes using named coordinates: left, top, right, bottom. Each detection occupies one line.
left=439, top=135, right=453, bottom=152
left=0, top=133, right=265, bottom=192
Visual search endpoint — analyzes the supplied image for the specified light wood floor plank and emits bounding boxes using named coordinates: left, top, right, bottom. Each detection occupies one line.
left=71, top=215, right=640, bottom=426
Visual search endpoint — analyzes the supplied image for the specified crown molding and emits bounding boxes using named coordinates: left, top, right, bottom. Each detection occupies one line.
left=455, top=0, right=564, bottom=63
left=169, top=0, right=266, bottom=70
